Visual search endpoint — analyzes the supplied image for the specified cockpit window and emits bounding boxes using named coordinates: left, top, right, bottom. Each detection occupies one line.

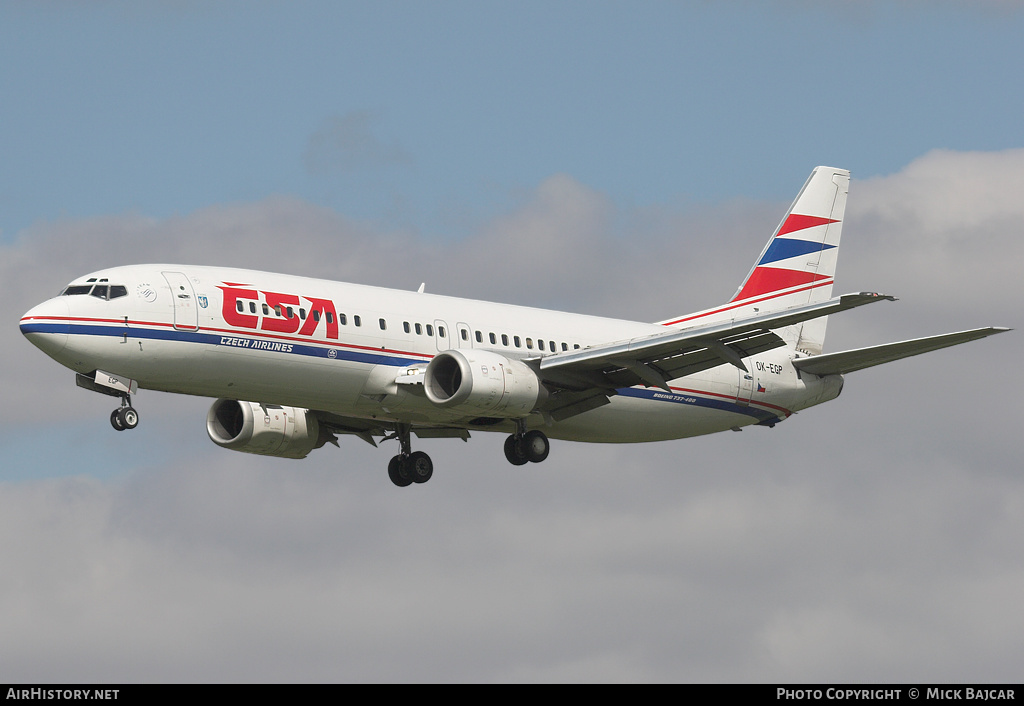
left=62, top=285, right=93, bottom=296
left=61, top=283, right=128, bottom=300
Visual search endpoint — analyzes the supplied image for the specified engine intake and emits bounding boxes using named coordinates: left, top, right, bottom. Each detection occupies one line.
left=206, top=399, right=321, bottom=459
left=424, top=349, right=546, bottom=417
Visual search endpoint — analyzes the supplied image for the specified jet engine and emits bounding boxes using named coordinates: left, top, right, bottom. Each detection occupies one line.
left=206, top=399, right=322, bottom=459
left=424, top=349, right=546, bottom=416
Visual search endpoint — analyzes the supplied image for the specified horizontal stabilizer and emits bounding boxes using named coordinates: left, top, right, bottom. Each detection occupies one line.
left=791, top=327, right=1011, bottom=376
left=539, top=292, right=895, bottom=390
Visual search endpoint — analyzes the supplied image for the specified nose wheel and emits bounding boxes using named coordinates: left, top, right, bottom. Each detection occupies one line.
left=110, top=396, right=139, bottom=431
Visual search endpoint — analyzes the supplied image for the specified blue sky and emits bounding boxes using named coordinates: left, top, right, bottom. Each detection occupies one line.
left=2, top=1, right=1023, bottom=684
left=4, top=1, right=1023, bottom=239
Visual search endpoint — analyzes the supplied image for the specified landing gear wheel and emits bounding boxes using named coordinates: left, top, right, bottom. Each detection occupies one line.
left=407, top=451, right=434, bottom=484
left=521, top=430, right=549, bottom=463
left=110, top=407, right=139, bottom=431
left=388, top=455, right=413, bottom=487
left=504, top=435, right=529, bottom=466
left=505, top=430, right=550, bottom=465
left=119, top=407, right=139, bottom=430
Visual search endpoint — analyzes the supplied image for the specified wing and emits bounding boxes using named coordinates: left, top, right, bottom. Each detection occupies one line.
left=537, top=292, right=894, bottom=398
left=790, top=327, right=1010, bottom=376
left=312, top=411, right=471, bottom=447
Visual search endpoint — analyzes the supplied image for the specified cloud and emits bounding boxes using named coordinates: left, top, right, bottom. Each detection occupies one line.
left=2, top=149, right=1022, bottom=681
left=303, top=111, right=412, bottom=177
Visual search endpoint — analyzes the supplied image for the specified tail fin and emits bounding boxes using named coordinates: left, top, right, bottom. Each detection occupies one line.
left=662, top=166, right=849, bottom=355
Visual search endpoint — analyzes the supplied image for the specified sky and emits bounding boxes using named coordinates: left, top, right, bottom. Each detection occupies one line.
left=1, top=0, right=1022, bottom=684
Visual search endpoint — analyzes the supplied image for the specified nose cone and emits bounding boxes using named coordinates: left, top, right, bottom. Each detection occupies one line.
left=20, top=297, right=70, bottom=357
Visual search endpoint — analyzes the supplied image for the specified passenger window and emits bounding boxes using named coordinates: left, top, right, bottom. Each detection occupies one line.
left=475, top=331, right=483, bottom=343
left=337, top=313, right=344, bottom=325
left=379, top=318, right=387, bottom=330
left=526, top=338, right=533, bottom=349
left=502, top=334, right=509, bottom=346
left=263, top=304, right=269, bottom=315
left=274, top=305, right=282, bottom=317
left=489, top=333, right=496, bottom=345
left=299, top=308, right=306, bottom=320
left=415, top=323, right=422, bottom=335
left=286, top=306, right=294, bottom=319
left=438, top=326, right=446, bottom=338
left=514, top=336, right=521, bottom=348
left=403, top=322, right=410, bottom=334
left=426, top=324, right=434, bottom=336
left=460, top=329, right=469, bottom=341
left=562, top=343, right=568, bottom=351
left=249, top=302, right=256, bottom=314
left=313, top=310, right=321, bottom=322
left=354, top=315, right=361, bottom=327
left=538, top=340, right=545, bottom=351
left=236, top=300, right=244, bottom=313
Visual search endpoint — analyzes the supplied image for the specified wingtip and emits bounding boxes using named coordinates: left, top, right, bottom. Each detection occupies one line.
left=861, top=291, right=898, bottom=302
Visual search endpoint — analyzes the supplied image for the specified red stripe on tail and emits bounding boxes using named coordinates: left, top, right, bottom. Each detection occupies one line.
left=777, top=214, right=839, bottom=237
left=732, top=268, right=831, bottom=302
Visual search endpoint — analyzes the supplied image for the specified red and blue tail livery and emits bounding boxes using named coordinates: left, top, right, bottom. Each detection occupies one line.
left=733, top=166, right=847, bottom=304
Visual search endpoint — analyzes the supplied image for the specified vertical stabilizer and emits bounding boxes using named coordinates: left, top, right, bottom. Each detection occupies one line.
left=732, top=167, right=848, bottom=306
left=661, top=166, right=849, bottom=355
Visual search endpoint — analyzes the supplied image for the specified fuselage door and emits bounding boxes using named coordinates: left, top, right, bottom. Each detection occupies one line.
left=737, top=368, right=755, bottom=406
left=162, top=271, right=199, bottom=331
left=434, top=319, right=451, bottom=352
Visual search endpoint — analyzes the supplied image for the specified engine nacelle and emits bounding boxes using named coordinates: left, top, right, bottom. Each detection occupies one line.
left=424, top=349, right=546, bottom=417
left=206, top=399, right=321, bottom=459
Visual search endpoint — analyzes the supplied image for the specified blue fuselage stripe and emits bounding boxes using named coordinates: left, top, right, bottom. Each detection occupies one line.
left=615, top=386, right=778, bottom=422
left=20, top=322, right=425, bottom=368
left=23, top=321, right=783, bottom=422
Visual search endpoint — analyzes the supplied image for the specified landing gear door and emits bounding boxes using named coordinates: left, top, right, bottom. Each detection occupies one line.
left=162, top=271, right=198, bottom=331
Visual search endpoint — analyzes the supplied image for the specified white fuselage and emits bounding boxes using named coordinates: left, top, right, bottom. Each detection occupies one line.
left=20, top=264, right=844, bottom=444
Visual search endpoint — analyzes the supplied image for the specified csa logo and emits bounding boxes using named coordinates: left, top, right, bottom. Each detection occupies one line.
left=197, top=296, right=209, bottom=309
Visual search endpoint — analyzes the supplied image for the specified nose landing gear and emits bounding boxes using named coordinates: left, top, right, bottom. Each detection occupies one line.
left=109, top=396, right=139, bottom=431
left=74, top=372, right=140, bottom=432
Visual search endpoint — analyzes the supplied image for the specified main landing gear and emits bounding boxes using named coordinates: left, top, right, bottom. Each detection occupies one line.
left=383, top=422, right=551, bottom=488
left=109, top=395, right=139, bottom=431
left=386, top=423, right=434, bottom=488
left=503, top=425, right=550, bottom=466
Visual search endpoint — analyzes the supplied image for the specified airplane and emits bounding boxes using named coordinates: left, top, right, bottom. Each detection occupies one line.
left=19, top=166, right=1009, bottom=487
